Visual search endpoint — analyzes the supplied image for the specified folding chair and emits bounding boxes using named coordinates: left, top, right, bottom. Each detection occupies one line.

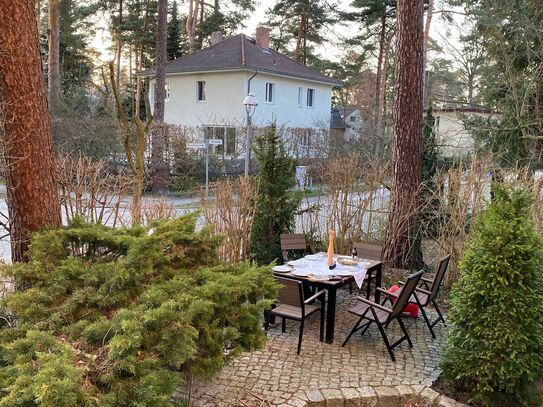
left=341, top=270, right=423, bottom=361
left=390, top=254, right=450, bottom=338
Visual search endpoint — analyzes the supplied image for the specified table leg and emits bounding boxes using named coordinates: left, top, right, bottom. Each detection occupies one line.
left=325, top=286, right=337, bottom=344
left=374, top=264, right=383, bottom=303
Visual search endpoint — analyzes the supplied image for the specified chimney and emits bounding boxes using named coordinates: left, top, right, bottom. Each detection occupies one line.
left=211, top=31, right=224, bottom=45
left=255, top=26, right=270, bottom=49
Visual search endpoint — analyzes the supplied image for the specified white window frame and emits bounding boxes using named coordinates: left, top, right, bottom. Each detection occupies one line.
left=197, top=81, right=206, bottom=102
left=306, top=88, right=315, bottom=108
left=165, top=82, right=171, bottom=102
left=297, top=87, right=303, bottom=107
left=265, top=82, right=275, bottom=104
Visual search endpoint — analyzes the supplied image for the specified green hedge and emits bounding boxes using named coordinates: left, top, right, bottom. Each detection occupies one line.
left=0, top=215, right=276, bottom=406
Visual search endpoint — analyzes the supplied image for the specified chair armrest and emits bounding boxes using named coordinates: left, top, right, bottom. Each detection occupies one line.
left=304, top=289, right=325, bottom=304
left=356, top=296, right=392, bottom=313
left=414, top=287, right=432, bottom=295
left=376, top=287, right=398, bottom=298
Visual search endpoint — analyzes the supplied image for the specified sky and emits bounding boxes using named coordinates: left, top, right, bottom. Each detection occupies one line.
left=91, top=1, right=463, bottom=67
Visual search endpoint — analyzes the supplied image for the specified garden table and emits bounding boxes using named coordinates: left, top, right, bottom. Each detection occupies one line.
left=272, top=253, right=383, bottom=344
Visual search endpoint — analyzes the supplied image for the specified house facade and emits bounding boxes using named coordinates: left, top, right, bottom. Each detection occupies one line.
left=433, top=107, right=498, bottom=158
left=147, top=27, right=342, bottom=159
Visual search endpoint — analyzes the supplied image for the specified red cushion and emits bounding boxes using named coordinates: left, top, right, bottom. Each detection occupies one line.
left=387, top=285, right=419, bottom=317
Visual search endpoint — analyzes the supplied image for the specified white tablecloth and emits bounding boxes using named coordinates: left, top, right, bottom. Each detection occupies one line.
left=287, top=253, right=369, bottom=288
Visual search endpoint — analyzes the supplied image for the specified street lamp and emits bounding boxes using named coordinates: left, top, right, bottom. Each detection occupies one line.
left=243, top=91, right=258, bottom=176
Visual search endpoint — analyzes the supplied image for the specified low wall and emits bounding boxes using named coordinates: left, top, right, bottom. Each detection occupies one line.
left=277, top=385, right=467, bottom=407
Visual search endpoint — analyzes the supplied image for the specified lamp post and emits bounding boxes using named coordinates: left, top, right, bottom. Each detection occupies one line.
left=243, top=91, right=258, bottom=176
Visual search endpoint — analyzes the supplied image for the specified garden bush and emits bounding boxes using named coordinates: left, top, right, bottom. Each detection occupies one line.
left=441, top=185, right=543, bottom=406
left=251, top=124, right=301, bottom=265
left=0, top=215, right=276, bottom=406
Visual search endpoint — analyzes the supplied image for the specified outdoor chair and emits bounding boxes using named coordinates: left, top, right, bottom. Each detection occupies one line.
left=341, top=270, right=423, bottom=362
left=266, top=276, right=325, bottom=354
left=387, top=254, right=450, bottom=338
left=280, top=233, right=309, bottom=263
left=352, top=242, right=384, bottom=298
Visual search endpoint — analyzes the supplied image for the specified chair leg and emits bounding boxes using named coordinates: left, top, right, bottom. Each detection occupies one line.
left=319, top=301, right=325, bottom=342
left=433, top=300, right=446, bottom=326
left=376, top=321, right=395, bottom=362
left=282, top=317, right=286, bottom=333
left=341, top=316, right=364, bottom=347
left=349, top=282, right=352, bottom=294
left=419, top=305, right=436, bottom=339
left=397, top=317, right=413, bottom=348
left=297, top=319, right=305, bottom=355
left=366, top=273, right=372, bottom=299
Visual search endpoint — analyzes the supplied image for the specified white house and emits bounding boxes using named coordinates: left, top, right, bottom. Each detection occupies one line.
left=433, top=107, right=498, bottom=158
left=148, top=27, right=342, bottom=157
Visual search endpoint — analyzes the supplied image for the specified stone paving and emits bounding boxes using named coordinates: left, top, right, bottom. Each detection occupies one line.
left=190, top=288, right=447, bottom=406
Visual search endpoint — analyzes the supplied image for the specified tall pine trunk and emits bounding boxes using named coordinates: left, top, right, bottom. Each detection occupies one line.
left=48, top=0, right=60, bottom=112
left=151, top=0, right=170, bottom=194
left=0, top=0, right=62, bottom=262
left=384, top=0, right=424, bottom=269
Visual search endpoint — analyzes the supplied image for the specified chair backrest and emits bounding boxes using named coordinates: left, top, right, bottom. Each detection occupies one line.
left=352, top=242, right=383, bottom=260
left=280, top=234, right=307, bottom=251
left=428, top=254, right=451, bottom=302
left=389, top=270, right=424, bottom=320
left=274, top=276, right=304, bottom=310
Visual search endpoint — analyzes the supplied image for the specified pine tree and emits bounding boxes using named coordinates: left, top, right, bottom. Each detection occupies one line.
left=384, top=0, right=424, bottom=269
left=441, top=186, right=543, bottom=405
left=265, top=0, right=338, bottom=65
left=166, top=0, right=183, bottom=60
left=0, top=0, right=62, bottom=262
left=251, top=125, right=301, bottom=265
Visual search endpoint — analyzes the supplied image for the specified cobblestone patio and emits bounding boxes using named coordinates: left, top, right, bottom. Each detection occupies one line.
left=191, top=288, right=447, bottom=406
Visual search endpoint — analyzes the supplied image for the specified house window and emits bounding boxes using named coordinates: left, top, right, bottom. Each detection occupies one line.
left=301, top=129, right=312, bottom=148
left=204, top=126, right=236, bottom=156
left=297, top=87, right=303, bottom=107
left=165, top=82, right=171, bottom=102
left=197, top=81, right=206, bottom=101
left=265, top=82, right=275, bottom=103
left=306, top=88, right=315, bottom=107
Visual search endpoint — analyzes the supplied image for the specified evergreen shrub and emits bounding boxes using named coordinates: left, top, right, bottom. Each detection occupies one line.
left=441, top=185, right=543, bottom=406
left=0, top=215, right=276, bottom=406
left=251, top=124, right=301, bottom=265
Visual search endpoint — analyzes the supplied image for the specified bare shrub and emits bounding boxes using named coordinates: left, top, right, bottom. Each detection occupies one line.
left=200, top=176, right=258, bottom=263
left=298, top=156, right=389, bottom=254
left=141, top=197, right=177, bottom=226
left=428, top=156, right=490, bottom=289
left=57, top=154, right=133, bottom=226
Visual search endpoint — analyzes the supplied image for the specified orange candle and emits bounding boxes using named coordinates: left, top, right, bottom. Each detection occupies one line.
left=327, top=230, right=335, bottom=267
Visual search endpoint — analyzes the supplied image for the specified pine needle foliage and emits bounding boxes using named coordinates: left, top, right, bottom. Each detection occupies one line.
left=0, top=215, right=276, bottom=406
left=441, top=185, right=543, bottom=406
left=251, top=124, right=301, bottom=265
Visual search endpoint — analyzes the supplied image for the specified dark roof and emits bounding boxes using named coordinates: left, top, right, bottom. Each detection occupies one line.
left=333, top=105, right=359, bottom=118
left=159, top=34, right=342, bottom=86
left=432, top=107, right=493, bottom=114
left=330, top=108, right=346, bottom=129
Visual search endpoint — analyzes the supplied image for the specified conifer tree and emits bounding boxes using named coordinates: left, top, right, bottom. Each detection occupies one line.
left=0, top=216, right=276, bottom=405
left=251, top=125, right=301, bottom=265
left=166, top=0, right=184, bottom=60
left=441, top=186, right=543, bottom=405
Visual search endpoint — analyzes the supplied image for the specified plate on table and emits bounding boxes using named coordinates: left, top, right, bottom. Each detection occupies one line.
left=291, top=269, right=311, bottom=277
left=308, top=274, right=329, bottom=281
left=337, top=257, right=358, bottom=266
left=272, top=265, right=292, bottom=273
left=305, top=253, right=325, bottom=261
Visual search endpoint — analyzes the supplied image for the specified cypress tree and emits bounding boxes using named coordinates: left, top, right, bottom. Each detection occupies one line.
left=441, top=186, right=543, bottom=405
